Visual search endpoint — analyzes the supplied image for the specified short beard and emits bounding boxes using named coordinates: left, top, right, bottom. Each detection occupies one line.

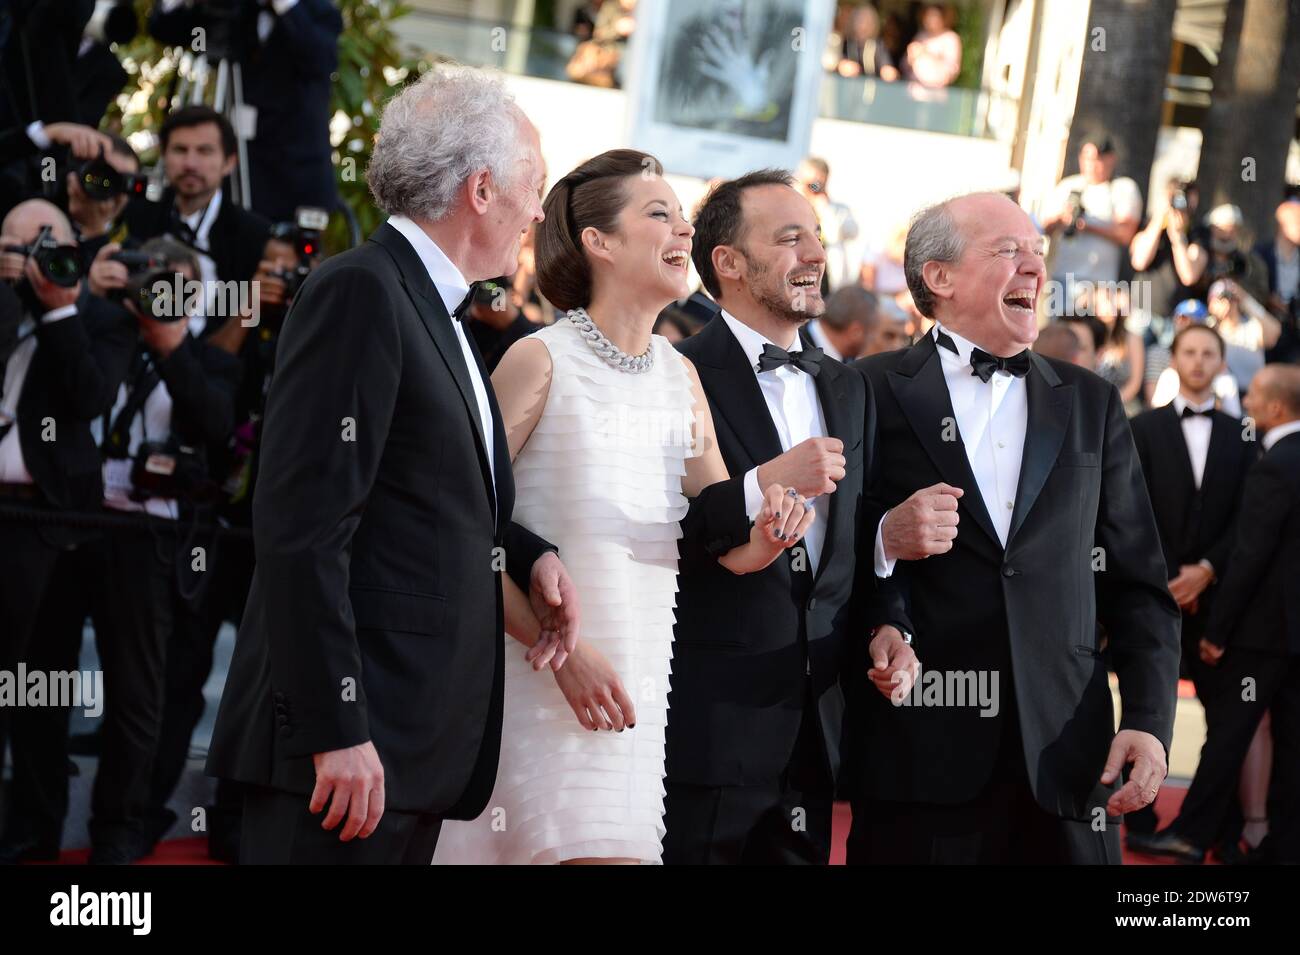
left=744, top=255, right=821, bottom=325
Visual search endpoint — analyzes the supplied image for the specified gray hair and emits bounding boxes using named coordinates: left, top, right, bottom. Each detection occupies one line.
left=366, top=64, right=526, bottom=222
left=903, top=199, right=967, bottom=318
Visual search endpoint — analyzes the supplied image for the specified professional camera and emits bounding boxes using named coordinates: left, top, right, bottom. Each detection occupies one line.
left=1062, top=190, right=1085, bottom=238
left=107, top=249, right=187, bottom=318
left=4, top=226, right=83, bottom=287
left=76, top=152, right=149, bottom=201
left=130, top=438, right=217, bottom=503
left=266, top=206, right=328, bottom=303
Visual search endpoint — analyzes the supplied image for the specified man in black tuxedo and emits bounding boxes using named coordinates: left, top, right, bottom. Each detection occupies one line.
left=205, top=65, right=579, bottom=864
left=663, top=170, right=918, bottom=865
left=1141, top=364, right=1300, bottom=865
left=850, top=192, right=1181, bottom=864
left=0, top=199, right=135, bottom=789
left=1124, top=324, right=1255, bottom=848
left=149, top=0, right=342, bottom=221
left=122, top=106, right=271, bottom=289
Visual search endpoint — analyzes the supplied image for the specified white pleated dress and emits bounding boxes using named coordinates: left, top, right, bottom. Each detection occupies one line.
left=433, top=319, right=696, bottom=865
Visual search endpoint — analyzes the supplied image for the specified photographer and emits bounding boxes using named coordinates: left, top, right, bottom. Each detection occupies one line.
left=0, top=199, right=135, bottom=788
left=1131, top=178, right=1201, bottom=325
left=66, top=134, right=145, bottom=266
left=1, top=236, right=240, bottom=864
left=1206, top=278, right=1282, bottom=397
left=1044, top=136, right=1142, bottom=293
left=1255, top=198, right=1300, bottom=364
left=123, top=106, right=271, bottom=289
left=1181, top=203, right=1271, bottom=306
left=143, top=224, right=320, bottom=860
left=148, top=0, right=343, bottom=221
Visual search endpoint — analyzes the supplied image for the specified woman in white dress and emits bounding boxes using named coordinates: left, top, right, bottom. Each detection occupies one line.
left=433, top=150, right=815, bottom=864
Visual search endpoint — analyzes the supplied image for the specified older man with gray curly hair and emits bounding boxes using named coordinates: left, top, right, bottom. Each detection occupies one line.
left=206, top=64, right=580, bottom=864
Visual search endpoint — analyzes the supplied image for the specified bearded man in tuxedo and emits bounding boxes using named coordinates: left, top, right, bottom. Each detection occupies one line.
left=848, top=192, right=1181, bottom=864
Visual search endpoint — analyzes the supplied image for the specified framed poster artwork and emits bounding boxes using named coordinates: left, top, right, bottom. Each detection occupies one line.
left=624, top=0, right=831, bottom=180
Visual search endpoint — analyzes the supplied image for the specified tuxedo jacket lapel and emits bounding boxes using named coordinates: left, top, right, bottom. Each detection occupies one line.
left=370, top=223, right=496, bottom=511
left=692, top=318, right=784, bottom=467
left=1156, top=403, right=1198, bottom=501
left=887, top=334, right=1002, bottom=555
left=1007, top=353, right=1073, bottom=545
left=811, top=356, right=852, bottom=582
left=1200, top=410, right=1236, bottom=500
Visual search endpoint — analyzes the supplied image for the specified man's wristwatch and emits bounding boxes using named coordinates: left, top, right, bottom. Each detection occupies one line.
left=870, top=624, right=912, bottom=646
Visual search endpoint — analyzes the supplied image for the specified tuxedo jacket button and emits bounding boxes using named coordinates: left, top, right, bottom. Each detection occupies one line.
left=1002, top=566, right=1016, bottom=577
left=807, top=597, right=818, bottom=611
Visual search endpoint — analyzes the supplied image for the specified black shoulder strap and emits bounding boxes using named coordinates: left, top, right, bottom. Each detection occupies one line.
left=103, top=352, right=162, bottom=458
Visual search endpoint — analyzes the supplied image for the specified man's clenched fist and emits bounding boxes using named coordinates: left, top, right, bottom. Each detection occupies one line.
left=881, top=482, right=963, bottom=560
left=757, top=436, right=846, bottom=497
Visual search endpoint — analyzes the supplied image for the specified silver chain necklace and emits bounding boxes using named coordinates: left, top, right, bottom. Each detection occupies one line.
left=566, top=308, right=654, bottom=374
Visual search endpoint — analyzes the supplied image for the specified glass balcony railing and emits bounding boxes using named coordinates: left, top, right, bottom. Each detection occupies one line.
left=395, top=11, right=1015, bottom=140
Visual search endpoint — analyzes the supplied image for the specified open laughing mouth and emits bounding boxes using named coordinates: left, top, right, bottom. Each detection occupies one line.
left=789, top=272, right=820, bottom=290
left=661, top=249, right=689, bottom=270
left=1003, top=288, right=1036, bottom=313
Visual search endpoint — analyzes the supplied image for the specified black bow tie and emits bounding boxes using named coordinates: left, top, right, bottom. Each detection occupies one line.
left=452, top=285, right=475, bottom=322
left=1181, top=405, right=1213, bottom=419
left=756, top=343, right=824, bottom=377
left=934, top=328, right=1029, bottom=382
left=970, top=347, right=1030, bottom=383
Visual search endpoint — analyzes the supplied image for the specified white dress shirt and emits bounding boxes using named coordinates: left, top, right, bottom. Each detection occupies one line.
left=387, top=215, right=496, bottom=494
left=1172, top=392, right=1215, bottom=489
left=177, top=187, right=223, bottom=294
left=0, top=305, right=78, bottom=483
left=720, top=311, right=829, bottom=574
left=876, top=322, right=1029, bottom=576
left=1263, top=418, right=1300, bottom=452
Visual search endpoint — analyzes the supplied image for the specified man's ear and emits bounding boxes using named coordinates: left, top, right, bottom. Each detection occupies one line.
left=221, top=153, right=237, bottom=179
left=465, top=169, right=493, bottom=215
left=921, top=260, right=954, bottom=305
left=712, top=245, right=743, bottom=286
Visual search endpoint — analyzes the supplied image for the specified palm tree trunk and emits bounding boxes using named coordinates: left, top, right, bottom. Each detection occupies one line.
left=1065, top=0, right=1178, bottom=206
left=1195, top=0, right=1300, bottom=244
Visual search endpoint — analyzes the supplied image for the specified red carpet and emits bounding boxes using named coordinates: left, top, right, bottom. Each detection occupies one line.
left=33, top=784, right=1194, bottom=865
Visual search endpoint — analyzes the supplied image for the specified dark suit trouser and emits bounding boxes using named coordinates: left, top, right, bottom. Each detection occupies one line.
left=661, top=685, right=834, bottom=865
left=0, top=519, right=66, bottom=770
left=147, top=535, right=255, bottom=847
left=88, top=524, right=201, bottom=850
left=1125, top=610, right=1242, bottom=840
left=846, top=692, right=1121, bottom=865
left=1174, top=648, right=1300, bottom=862
left=240, top=785, right=443, bottom=865
left=2, top=538, right=110, bottom=846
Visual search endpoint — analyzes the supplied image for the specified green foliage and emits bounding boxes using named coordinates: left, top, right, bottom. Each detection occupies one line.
left=953, top=1, right=986, bottom=91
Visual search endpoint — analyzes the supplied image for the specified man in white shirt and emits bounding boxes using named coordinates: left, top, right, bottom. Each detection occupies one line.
left=1044, top=137, right=1143, bottom=292
left=1145, top=364, right=1300, bottom=865
left=1126, top=324, right=1258, bottom=854
left=852, top=191, right=1180, bottom=865
left=667, top=169, right=921, bottom=865
left=205, top=64, right=578, bottom=865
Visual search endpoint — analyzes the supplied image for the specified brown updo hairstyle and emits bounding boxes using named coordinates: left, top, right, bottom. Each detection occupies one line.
left=536, top=149, right=664, bottom=312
